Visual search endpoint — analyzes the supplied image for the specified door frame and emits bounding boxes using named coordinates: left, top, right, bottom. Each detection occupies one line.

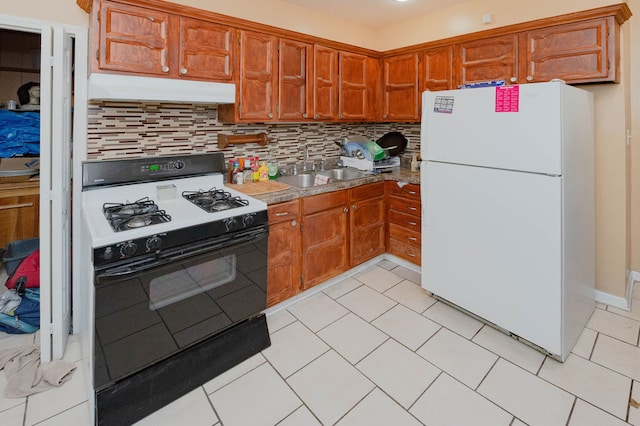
left=0, top=14, right=87, bottom=362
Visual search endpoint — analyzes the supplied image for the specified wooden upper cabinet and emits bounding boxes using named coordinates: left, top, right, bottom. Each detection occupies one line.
left=97, top=1, right=171, bottom=75
left=96, top=1, right=235, bottom=81
left=339, top=51, right=379, bottom=121
left=313, top=45, right=339, bottom=120
left=456, top=34, right=519, bottom=86
left=382, top=53, right=419, bottom=121
left=521, top=18, right=615, bottom=84
left=178, top=17, right=234, bottom=81
left=237, top=30, right=278, bottom=121
left=279, top=39, right=311, bottom=121
left=420, top=46, right=454, bottom=92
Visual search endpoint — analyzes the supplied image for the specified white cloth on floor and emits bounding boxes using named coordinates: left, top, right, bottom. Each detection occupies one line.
left=0, top=290, right=21, bottom=315
left=0, top=344, right=76, bottom=398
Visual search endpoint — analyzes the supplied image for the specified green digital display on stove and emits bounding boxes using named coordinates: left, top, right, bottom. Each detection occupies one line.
left=149, top=165, right=159, bottom=171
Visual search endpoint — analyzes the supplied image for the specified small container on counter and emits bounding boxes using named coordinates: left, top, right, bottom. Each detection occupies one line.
left=243, top=167, right=253, bottom=184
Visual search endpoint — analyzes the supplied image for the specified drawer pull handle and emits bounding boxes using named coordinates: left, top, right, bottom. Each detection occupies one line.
left=408, top=237, right=417, bottom=242
left=407, top=190, right=417, bottom=195
left=406, top=252, right=417, bottom=257
left=406, top=221, right=417, bottom=226
left=0, top=202, right=34, bottom=210
left=407, top=207, right=417, bottom=211
left=275, top=212, right=290, bottom=217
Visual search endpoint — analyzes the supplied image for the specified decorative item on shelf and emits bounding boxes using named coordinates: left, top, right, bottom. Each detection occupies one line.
left=217, top=133, right=268, bottom=149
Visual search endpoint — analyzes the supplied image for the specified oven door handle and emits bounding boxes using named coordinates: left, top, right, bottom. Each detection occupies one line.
left=95, top=225, right=268, bottom=284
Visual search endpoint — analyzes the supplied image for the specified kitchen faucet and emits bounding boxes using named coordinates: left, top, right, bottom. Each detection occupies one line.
left=302, top=144, right=310, bottom=171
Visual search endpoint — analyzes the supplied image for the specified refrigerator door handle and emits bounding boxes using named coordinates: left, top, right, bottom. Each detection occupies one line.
left=421, top=164, right=430, bottom=228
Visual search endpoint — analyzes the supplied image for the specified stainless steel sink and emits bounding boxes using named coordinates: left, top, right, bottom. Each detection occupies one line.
left=277, top=173, right=316, bottom=188
left=317, top=168, right=367, bottom=181
left=277, top=168, right=367, bottom=188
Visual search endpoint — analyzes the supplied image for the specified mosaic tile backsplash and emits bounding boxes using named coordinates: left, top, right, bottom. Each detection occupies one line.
left=87, top=102, right=421, bottom=170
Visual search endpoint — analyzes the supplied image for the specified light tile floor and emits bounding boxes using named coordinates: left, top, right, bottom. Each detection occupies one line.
left=0, top=260, right=639, bottom=425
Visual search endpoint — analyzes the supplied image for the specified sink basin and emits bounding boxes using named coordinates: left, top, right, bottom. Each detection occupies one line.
left=317, top=168, right=367, bottom=181
left=277, top=168, right=367, bottom=188
left=278, top=173, right=316, bottom=188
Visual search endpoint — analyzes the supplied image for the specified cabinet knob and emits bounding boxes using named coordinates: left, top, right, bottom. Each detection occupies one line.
left=161, top=66, right=169, bottom=73
left=180, top=68, right=187, bottom=75
left=383, top=114, right=387, bottom=119
left=340, top=114, right=344, bottom=119
left=527, top=76, right=533, bottom=81
left=268, top=113, right=273, bottom=118
left=315, top=114, right=319, bottom=119
left=352, top=205, right=356, bottom=210
left=343, top=207, right=349, bottom=213
left=291, top=220, right=297, bottom=227
left=302, top=113, right=308, bottom=118
left=510, top=77, right=517, bottom=83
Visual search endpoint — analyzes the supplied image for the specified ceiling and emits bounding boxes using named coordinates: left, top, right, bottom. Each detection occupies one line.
left=282, top=0, right=473, bottom=27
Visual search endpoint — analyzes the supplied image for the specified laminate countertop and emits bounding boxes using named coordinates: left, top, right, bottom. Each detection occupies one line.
left=246, top=167, right=421, bottom=205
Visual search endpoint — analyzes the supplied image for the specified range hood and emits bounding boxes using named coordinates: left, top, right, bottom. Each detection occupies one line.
left=87, top=73, right=235, bottom=104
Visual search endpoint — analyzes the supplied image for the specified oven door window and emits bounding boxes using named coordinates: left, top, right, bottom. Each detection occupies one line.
left=149, top=254, right=236, bottom=310
left=94, top=228, right=267, bottom=390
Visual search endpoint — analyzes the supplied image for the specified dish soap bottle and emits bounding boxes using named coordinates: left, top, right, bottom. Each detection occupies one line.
left=258, top=161, right=269, bottom=182
left=267, top=152, right=279, bottom=179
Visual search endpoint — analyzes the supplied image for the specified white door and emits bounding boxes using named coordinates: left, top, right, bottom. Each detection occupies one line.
left=421, top=161, right=563, bottom=355
left=39, top=25, right=73, bottom=362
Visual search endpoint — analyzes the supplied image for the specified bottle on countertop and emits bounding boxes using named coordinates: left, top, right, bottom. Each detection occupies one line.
left=231, top=160, right=241, bottom=183
left=258, top=161, right=269, bottom=182
left=243, top=167, right=253, bottom=184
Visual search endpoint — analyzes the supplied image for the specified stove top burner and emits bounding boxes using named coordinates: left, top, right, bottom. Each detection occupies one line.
left=182, top=188, right=249, bottom=213
left=103, top=197, right=171, bottom=232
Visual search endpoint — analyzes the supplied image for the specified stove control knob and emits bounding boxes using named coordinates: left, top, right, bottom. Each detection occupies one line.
left=224, top=217, right=238, bottom=231
left=173, top=160, right=185, bottom=170
left=121, top=242, right=138, bottom=257
left=242, top=213, right=255, bottom=227
left=146, top=236, right=162, bottom=251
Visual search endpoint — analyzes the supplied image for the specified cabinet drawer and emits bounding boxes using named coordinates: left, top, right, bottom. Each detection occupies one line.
left=388, top=196, right=420, bottom=217
left=303, top=190, right=347, bottom=215
left=388, top=238, right=421, bottom=265
left=350, top=181, right=384, bottom=202
left=387, top=182, right=420, bottom=200
left=388, top=209, right=421, bottom=230
left=268, top=200, right=300, bottom=224
left=389, top=223, right=420, bottom=248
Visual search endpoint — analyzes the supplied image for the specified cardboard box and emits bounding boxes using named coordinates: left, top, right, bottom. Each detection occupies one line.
left=0, top=157, right=39, bottom=183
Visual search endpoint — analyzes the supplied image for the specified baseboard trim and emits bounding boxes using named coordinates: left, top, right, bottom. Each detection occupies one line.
left=594, top=290, right=629, bottom=310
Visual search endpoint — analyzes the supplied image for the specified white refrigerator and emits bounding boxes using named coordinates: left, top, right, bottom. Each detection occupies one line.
left=420, top=81, right=595, bottom=361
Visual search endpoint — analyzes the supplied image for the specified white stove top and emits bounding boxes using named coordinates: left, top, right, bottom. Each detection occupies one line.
left=82, top=173, right=267, bottom=247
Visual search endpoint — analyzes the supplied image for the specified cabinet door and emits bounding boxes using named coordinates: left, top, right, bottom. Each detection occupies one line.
left=522, top=18, right=613, bottom=84
left=420, top=46, right=453, bottom=92
left=302, top=191, right=349, bottom=289
left=339, top=51, right=378, bottom=121
left=0, top=191, right=39, bottom=248
left=179, top=17, right=234, bottom=81
left=98, top=1, right=171, bottom=75
left=267, top=201, right=301, bottom=307
left=382, top=53, right=419, bottom=121
left=238, top=30, right=278, bottom=121
left=279, top=39, right=311, bottom=121
left=456, top=34, right=519, bottom=86
left=313, top=45, right=339, bottom=120
left=350, top=183, right=385, bottom=266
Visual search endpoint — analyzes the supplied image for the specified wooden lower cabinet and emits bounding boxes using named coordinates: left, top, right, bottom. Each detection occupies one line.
left=301, top=191, right=349, bottom=289
left=349, top=182, right=385, bottom=266
left=265, top=181, right=418, bottom=304
left=0, top=181, right=40, bottom=249
left=266, top=200, right=301, bottom=307
left=386, top=181, right=421, bottom=265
